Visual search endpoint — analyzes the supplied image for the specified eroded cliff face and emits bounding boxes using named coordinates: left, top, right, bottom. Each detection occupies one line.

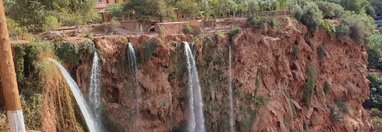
left=72, top=17, right=371, bottom=131
left=0, top=17, right=371, bottom=131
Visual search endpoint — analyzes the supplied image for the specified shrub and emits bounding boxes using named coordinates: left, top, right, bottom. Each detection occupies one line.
left=248, top=16, right=268, bottom=29
left=367, top=34, right=382, bottom=69
left=331, top=108, right=343, bottom=122
left=324, top=81, right=331, bottom=95
left=138, top=40, right=158, bottom=64
left=364, top=73, right=382, bottom=109
left=335, top=24, right=350, bottom=37
left=336, top=12, right=374, bottom=43
left=7, top=18, right=28, bottom=40
left=304, top=65, right=316, bottom=107
left=321, top=19, right=335, bottom=33
left=300, top=2, right=323, bottom=32
left=55, top=42, right=80, bottom=66
left=182, top=24, right=193, bottom=34
left=317, top=1, right=344, bottom=19
left=317, top=45, right=325, bottom=60
left=228, top=27, right=241, bottom=39
left=293, top=45, right=299, bottom=60
left=252, top=95, right=269, bottom=109
left=335, top=98, right=350, bottom=113
left=292, top=4, right=303, bottom=21
left=107, top=4, right=124, bottom=19
left=42, top=15, right=61, bottom=32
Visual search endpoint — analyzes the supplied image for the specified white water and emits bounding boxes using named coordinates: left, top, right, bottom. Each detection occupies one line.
left=127, top=43, right=140, bottom=117
left=184, top=42, right=205, bottom=132
left=7, top=110, right=26, bottom=132
left=50, top=59, right=97, bottom=132
left=228, top=45, right=235, bottom=132
left=89, top=52, right=103, bottom=130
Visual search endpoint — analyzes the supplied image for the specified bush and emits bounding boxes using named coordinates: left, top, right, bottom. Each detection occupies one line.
left=292, top=4, right=303, bottom=21
left=335, top=24, right=350, bottom=37
left=317, top=45, right=325, bottom=59
left=248, top=16, right=269, bottom=29
left=107, top=4, right=125, bottom=19
left=304, top=65, right=316, bottom=107
left=367, top=34, right=382, bottom=70
left=336, top=12, right=374, bottom=43
left=317, top=1, right=344, bottom=19
left=321, top=19, right=336, bottom=33
left=7, top=18, right=28, bottom=40
left=293, top=45, right=299, bottom=60
left=364, top=73, right=382, bottom=109
left=182, top=24, right=193, bottom=34
left=55, top=42, right=80, bottom=66
left=42, top=15, right=61, bottom=32
left=228, top=27, right=241, bottom=39
left=324, top=81, right=331, bottom=95
left=300, top=2, right=323, bottom=32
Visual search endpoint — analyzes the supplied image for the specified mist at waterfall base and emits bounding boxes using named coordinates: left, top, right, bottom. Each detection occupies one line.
left=50, top=59, right=98, bottom=132
left=89, top=52, right=104, bottom=131
left=184, top=42, right=206, bottom=132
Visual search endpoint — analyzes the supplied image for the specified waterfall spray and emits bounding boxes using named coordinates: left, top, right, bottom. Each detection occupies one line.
left=228, top=44, right=235, bottom=132
left=127, top=43, right=140, bottom=116
left=50, top=59, right=97, bottom=132
left=184, top=42, right=205, bottom=132
left=89, top=52, right=104, bottom=130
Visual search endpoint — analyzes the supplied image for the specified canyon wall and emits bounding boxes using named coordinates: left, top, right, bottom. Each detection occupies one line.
left=82, top=17, right=370, bottom=131
left=0, top=17, right=372, bottom=131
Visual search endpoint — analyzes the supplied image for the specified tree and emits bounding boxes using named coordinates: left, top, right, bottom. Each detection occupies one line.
left=5, top=0, right=99, bottom=31
left=175, top=0, right=200, bottom=19
left=0, top=0, right=25, bottom=131
left=124, top=0, right=175, bottom=22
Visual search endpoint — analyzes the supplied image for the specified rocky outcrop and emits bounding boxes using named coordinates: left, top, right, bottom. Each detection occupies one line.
left=79, top=17, right=371, bottom=131
left=0, top=16, right=372, bottom=131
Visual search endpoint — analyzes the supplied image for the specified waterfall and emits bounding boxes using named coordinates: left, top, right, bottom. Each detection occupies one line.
left=228, top=44, right=235, bottom=132
left=127, top=43, right=140, bottom=117
left=50, top=59, right=97, bottom=132
left=89, top=52, right=103, bottom=130
left=184, top=42, right=205, bottom=132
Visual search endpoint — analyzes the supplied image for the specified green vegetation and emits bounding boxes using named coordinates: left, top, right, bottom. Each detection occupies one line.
left=317, top=1, right=344, bottom=19
left=137, top=40, right=158, bottom=64
left=107, top=4, right=125, bottom=19
left=324, top=81, right=331, bottom=95
left=331, top=107, right=343, bottom=122
left=336, top=11, right=374, bottom=43
left=321, top=19, right=336, bottom=34
left=248, top=16, right=269, bottom=29
left=7, top=18, right=28, bottom=40
left=367, top=34, right=382, bottom=70
left=304, top=65, right=316, bottom=107
left=371, top=108, right=382, bottom=124
left=317, top=45, right=325, bottom=60
left=293, top=45, right=299, bottom=60
left=5, top=0, right=99, bottom=31
left=124, top=0, right=175, bottom=22
left=335, top=98, right=350, bottom=113
left=364, top=73, right=382, bottom=109
left=182, top=24, right=193, bottom=34
left=228, top=27, right=241, bottom=39
left=299, top=2, right=323, bottom=32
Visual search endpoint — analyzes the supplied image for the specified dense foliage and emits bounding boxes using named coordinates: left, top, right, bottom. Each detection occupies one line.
left=364, top=73, right=382, bottom=110
left=5, top=0, right=99, bottom=31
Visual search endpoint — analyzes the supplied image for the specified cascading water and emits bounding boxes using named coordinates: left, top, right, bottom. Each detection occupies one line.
left=50, top=59, right=97, bottom=132
left=228, top=44, right=235, bottom=132
left=184, top=42, right=205, bottom=132
left=127, top=43, right=140, bottom=116
left=88, top=52, right=103, bottom=130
